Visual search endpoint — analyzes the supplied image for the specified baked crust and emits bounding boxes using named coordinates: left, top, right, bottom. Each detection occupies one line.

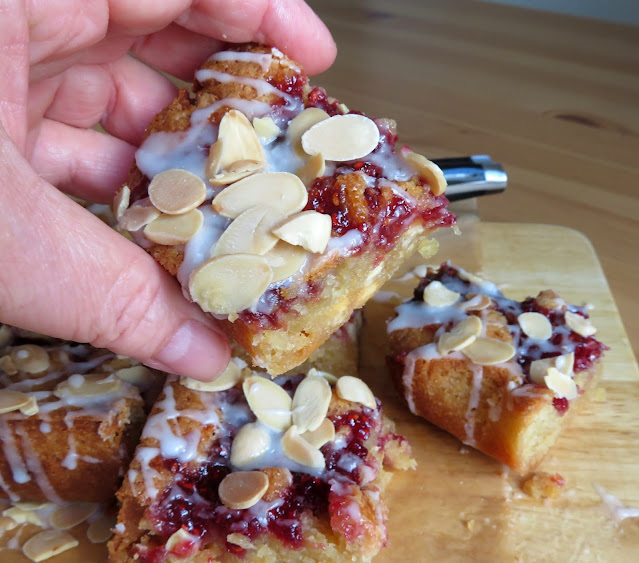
left=386, top=263, right=607, bottom=473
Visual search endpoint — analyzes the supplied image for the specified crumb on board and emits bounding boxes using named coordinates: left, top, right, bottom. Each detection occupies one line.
left=520, top=472, right=566, bottom=499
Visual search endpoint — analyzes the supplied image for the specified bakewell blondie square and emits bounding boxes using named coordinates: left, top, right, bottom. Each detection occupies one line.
left=0, top=324, right=162, bottom=503
left=109, top=323, right=414, bottom=562
left=386, top=263, right=607, bottom=473
left=115, top=43, right=454, bottom=375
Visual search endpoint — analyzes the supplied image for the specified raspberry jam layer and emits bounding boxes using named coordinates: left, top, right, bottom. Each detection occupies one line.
left=413, top=263, right=608, bottom=414
left=136, top=381, right=393, bottom=561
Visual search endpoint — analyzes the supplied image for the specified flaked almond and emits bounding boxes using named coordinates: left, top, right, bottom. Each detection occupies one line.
left=0, top=389, right=32, bottom=414
left=218, top=471, right=269, bottom=510
left=292, top=375, right=332, bottom=433
left=148, top=169, right=207, bottom=215
left=212, top=172, right=308, bottom=219
left=302, top=114, right=379, bottom=161
left=20, top=396, right=39, bottom=416
left=463, top=338, right=516, bottom=365
left=22, top=530, right=79, bottom=562
left=300, top=418, right=335, bottom=449
left=0, top=515, right=17, bottom=532
left=230, top=422, right=271, bottom=468
left=226, top=533, right=254, bottom=550
left=336, top=376, right=377, bottom=409
left=118, top=201, right=161, bottom=231
left=286, top=108, right=330, bottom=155
left=144, top=209, right=203, bottom=246
left=422, top=281, right=460, bottom=307
left=113, top=185, right=130, bottom=219
left=189, top=254, right=273, bottom=315
left=306, top=367, right=339, bottom=385
left=544, top=367, right=578, bottom=400
left=11, top=345, right=50, bottom=374
left=565, top=311, right=597, bottom=337
left=399, top=151, right=447, bottom=196
left=114, top=365, right=155, bottom=392
left=166, top=528, right=200, bottom=553
left=337, top=103, right=349, bottom=114
left=518, top=312, right=553, bottom=340
left=243, top=375, right=292, bottom=431
left=282, top=425, right=325, bottom=468
left=253, top=116, right=280, bottom=143
left=181, top=359, right=244, bottom=392
left=217, top=110, right=265, bottom=172
left=437, top=315, right=482, bottom=355
left=50, top=503, right=99, bottom=530
left=206, top=138, right=224, bottom=179
left=210, top=159, right=267, bottom=185
left=529, top=353, right=574, bottom=385
left=272, top=210, right=332, bottom=254
left=296, top=152, right=325, bottom=187
left=3, top=506, right=44, bottom=526
left=0, top=355, right=17, bottom=375
left=263, top=242, right=308, bottom=283
left=214, top=206, right=283, bottom=256
left=54, top=373, right=122, bottom=399
left=0, top=324, right=12, bottom=347
left=86, top=513, right=117, bottom=543
left=458, top=293, right=492, bottom=312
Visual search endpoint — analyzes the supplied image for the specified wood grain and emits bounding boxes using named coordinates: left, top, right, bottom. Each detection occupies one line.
left=308, top=0, right=639, bottom=360
left=362, top=223, right=639, bottom=562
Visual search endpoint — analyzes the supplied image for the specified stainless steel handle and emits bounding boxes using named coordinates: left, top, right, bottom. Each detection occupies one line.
left=431, top=155, right=507, bottom=201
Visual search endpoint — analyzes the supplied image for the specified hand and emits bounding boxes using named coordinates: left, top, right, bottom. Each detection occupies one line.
left=0, top=0, right=336, bottom=380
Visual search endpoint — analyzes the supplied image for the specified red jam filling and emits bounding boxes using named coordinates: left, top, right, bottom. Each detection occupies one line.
left=137, top=385, right=386, bottom=562
left=415, top=264, right=608, bottom=414
left=305, top=86, right=344, bottom=116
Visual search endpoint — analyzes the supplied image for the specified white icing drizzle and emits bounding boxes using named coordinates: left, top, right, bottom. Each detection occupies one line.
left=594, top=484, right=639, bottom=522
left=208, top=50, right=274, bottom=72
left=0, top=418, right=30, bottom=485
left=463, top=363, right=484, bottom=447
left=196, top=68, right=295, bottom=105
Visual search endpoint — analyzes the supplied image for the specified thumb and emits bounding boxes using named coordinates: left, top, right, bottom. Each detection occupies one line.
left=0, top=129, right=230, bottom=381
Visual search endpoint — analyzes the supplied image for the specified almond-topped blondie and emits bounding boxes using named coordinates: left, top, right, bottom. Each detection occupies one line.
left=386, top=263, right=607, bottom=473
left=115, top=43, right=454, bottom=375
left=0, top=325, right=163, bottom=503
left=109, top=325, right=414, bottom=562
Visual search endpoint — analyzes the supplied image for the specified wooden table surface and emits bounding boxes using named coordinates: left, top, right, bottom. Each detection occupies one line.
left=308, top=0, right=639, bottom=360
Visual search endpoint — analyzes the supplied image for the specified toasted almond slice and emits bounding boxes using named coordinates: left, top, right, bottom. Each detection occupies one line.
left=336, top=376, right=377, bottom=409
left=437, top=316, right=483, bottom=355
left=22, top=530, right=79, bottom=562
left=144, top=209, right=203, bottom=246
left=218, top=471, right=269, bottom=510
left=114, top=365, right=155, bottom=392
left=337, top=103, right=349, bottom=114
left=302, top=114, right=379, bottom=161
left=148, top=169, right=207, bottom=215
left=518, top=312, right=553, bottom=340
left=282, top=425, right=325, bottom=468
left=253, top=116, right=280, bottom=143
left=166, top=528, right=200, bottom=553
left=206, top=138, right=224, bottom=179
left=214, top=206, right=283, bottom=256
left=422, top=281, right=460, bottom=307
left=272, top=210, right=332, bottom=254
left=118, top=201, right=161, bottom=231
left=565, top=311, right=597, bottom=337
left=0, top=389, right=32, bottom=413
left=226, top=533, right=254, bottom=550
left=212, top=172, right=308, bottom=219
left=458, top=293, right=492, bottom=312
left=0, top=355, right=17, bottom=375
left=3, top=506, right=44, bottom=526
left=529, top=353, right=575, bottom=385
left=0, top=515, right=17, bottom=532
left=286, top=108, right=330, bottom=155
left=263, top=242, right=308, bottom=283
left=292, top=375, right=332, bottom=433
left=20, top=396, right=39, bottom=416
left=86, top=512, right=116, bottom=543
left=0, top=324, right=12, bottom=347
left=189, top=254, right=273, bottom=315
left=181, top=358, right=245, bottom=392
left=399, top=151, right=447, bottom=196
left=11, top=345, right=50, bottom=374
left=54, top=374, right=122, bottom=399
left=230, top=422, right=271, bottom=468
left=113, top=185, right=130, bottom=219
left=242, top=376, right=292, bottom=431
left=463, top=338, right=516, bottom=365
left=14, top=502, right=51, bottom=511
left=296, top=153, right=325, bottom=187
left=217, top=110, right=265, bottom=171
left=50, top=503, right=99, bottom=530
left=544, top=367, right=578, bottom=400
left=300, top=418, right=335, bottom=449
left=210, top=159, right=267, bottom=185
left=306, top=367, right=339, bottom=385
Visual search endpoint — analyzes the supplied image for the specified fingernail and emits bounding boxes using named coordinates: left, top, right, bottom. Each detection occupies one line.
left=153, top=320, right=229, bottom=380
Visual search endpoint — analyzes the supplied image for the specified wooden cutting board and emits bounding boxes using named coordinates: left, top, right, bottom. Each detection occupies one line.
left=364, top=222, right=639, bottom=562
